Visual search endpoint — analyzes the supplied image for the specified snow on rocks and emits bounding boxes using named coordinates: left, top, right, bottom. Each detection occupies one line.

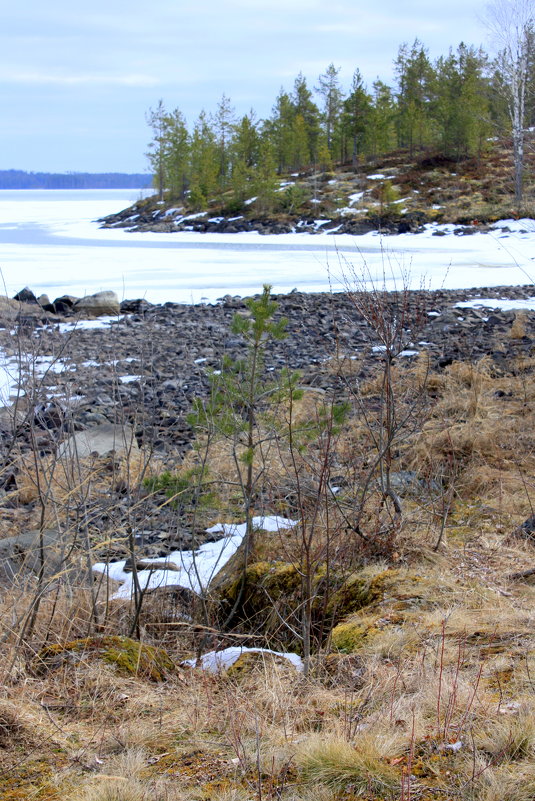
left=455, top=297, right=535, bottom=311
left=92, top=516, right=298, bottom=601
left=183, top=646, right=304, bottom=673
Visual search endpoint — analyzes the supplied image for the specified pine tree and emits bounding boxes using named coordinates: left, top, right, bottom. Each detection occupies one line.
left=189, top=111, right=219, bottom=210
left=292, top=73, right=321, bottom=163
left=341, top=70, right=372, bottom=167
left=395, top=39, right=434, bottom=153
left=316, top=63, right=344, bottom=157
left=369, top=81, right=396, bottom=156
left=213, top=94, right=236, bottom=189
left=145, top=100, right=167, bottom=201
left=162, top=107, right=190, bottom=200
left=268, top=89, right=296, bottom=173
left=290, top=114, right=311, bottom=170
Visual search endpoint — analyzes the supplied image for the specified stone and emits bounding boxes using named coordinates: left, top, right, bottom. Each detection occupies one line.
left=73, top=291, right=120, bottom=317
left=514, top=514, right=535, bottom=541
left=57, top=423, right=139, bottom=459
left=120, top=298, right=153, bottom=314
left=14, top=287, right=38, bottom=304
left=123, top=557, right=181, bottom=573
left=0, top=529, right=65, bottom=585
left=33, top=636, right=176, bottom=681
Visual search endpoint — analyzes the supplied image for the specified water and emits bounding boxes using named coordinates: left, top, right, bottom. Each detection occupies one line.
left=0, top=190, right=533, bottom=304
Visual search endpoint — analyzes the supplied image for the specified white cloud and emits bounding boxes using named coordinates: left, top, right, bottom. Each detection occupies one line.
left=1, top=71, right=159, bottom=87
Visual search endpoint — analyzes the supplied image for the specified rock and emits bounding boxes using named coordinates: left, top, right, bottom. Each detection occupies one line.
left=13, top=287, right=38, bottom=304
left=0, top=529, right=65, bottom=585
left=0, top=295, right=46, bottom=324
left=120, top=298, right=153, bottom=314
left=37, top=294, right=51, bottom=307
left=58, top=423, right=139, bottom=459
left=73, top=291, right=120, bottom=317
left=53, top=295, right=78, bottom=308
left=32, top=635, right=176, bottom=681
left=123, top=557, right=181, bottom=573
left=513, top=514, right=535, bottom=541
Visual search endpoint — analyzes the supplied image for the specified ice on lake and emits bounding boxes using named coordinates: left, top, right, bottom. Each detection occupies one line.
left=0, top=190, right=533, bottom=305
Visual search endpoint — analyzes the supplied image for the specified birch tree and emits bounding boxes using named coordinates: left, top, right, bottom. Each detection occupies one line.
left=484, top=0, right=534, bottom=203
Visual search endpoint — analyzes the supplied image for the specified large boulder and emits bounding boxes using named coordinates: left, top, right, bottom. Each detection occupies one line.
left=58, top=423, right=139, bottom=459
left=73, top=290, right=120, bottom=317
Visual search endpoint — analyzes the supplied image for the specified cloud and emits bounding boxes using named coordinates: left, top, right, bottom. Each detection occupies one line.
left=0, top=71, right=159, bottom=87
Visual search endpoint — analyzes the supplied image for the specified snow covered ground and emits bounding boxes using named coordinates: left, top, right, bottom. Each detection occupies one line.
left=0, top=191, right=533, bottom=304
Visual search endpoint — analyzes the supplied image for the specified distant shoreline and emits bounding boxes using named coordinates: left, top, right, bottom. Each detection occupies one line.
left=0, top=170, right=153, bottom=190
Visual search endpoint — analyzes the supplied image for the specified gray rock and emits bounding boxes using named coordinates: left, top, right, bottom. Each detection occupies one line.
left=73, top=291, right=120, bottom=317
left=0, top=529, right=65, bottom=585
left=58, top=423, right=139, bottom=459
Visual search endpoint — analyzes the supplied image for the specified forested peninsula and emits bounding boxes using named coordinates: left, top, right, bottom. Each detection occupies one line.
left=110, top=38, right=534, bottom=233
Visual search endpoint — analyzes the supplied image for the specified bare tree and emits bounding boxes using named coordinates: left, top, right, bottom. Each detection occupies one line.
left=483, top=0, right=534, bottom=204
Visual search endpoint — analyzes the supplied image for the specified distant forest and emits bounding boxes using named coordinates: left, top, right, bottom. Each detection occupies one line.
left=0, top=171, right=152, bottom=189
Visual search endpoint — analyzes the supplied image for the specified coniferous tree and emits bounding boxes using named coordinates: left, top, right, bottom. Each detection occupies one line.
left=146, top=100, right=167, bottom=201
left=341, top=70, right=372, bottom=167
left=252, top=136, right=278, bottom=213
left=395, top=40, right=434, bottom=153
left=316, top=63, right=344, bottom=158
left=292, top=73, right=321, bottom=163
left=213, top=94, right=236, bottom=189
left=189, top=111, right=219, bottom=209
left=369, top=81, right=397, bottom=156
left=290, top=114, right=311, bottom=170
left=162, top=107, right=190, bottom=200
left=268, top=89, right=296, bottom=173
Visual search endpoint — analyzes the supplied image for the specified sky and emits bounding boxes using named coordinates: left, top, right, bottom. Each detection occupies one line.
left=1, top=0, right=488, bottom=174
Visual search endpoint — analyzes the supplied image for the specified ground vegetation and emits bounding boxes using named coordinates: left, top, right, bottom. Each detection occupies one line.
left=1, top=281, right=535, bottom=798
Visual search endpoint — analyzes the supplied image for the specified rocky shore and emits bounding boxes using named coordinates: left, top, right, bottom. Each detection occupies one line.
left=2, top=282, right=534, bottom=452
left=98, top=202, right=495, bottom=236
left=0, top=283, right=533, bottom=566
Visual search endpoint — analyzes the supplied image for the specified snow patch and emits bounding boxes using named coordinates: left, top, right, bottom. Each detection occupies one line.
left=183, top=646, right=303, bottom=673
left=455, top=297, right=535, bottom=311
left=93, top=515, right=298, bottom=600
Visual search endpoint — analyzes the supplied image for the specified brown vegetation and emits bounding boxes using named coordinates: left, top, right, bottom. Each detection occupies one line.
left=1, top=288, right=535, bottom=799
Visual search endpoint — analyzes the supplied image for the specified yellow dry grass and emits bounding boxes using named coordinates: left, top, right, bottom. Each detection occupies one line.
left=2, top=350, right=535, bottom=799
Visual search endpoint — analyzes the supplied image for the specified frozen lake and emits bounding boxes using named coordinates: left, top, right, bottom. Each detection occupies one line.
left=0, top=189, right=533, bottom=304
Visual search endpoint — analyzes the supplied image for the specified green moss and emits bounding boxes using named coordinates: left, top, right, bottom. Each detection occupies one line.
left=213, top=559, right=328, bottom=649
left=225, top=650, right=297, bottom=679
left=33, top=636, right=175, bottom=682
left=331, top=617, right=380, bottom=653
left=326, top=568, right=393, bottom=619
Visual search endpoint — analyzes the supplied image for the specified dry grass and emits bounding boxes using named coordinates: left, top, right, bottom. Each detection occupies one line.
left=296, top=735, right=399, bottom=794
left=3, top=348, right=535, bottom=799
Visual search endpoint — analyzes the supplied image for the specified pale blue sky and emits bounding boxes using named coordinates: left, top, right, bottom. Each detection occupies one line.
left=1, top=0, right=487, bottom=173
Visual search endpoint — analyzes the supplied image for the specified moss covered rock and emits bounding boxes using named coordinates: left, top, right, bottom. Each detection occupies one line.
left=213, top=558, right=329, bottom=645
left=326, top=567, right=392, bottom=619
left=33, top=635, right=175, bottom=681
left=226, top=650, right=300, bottom=679
left=331, top=616, right=381, bottom=653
